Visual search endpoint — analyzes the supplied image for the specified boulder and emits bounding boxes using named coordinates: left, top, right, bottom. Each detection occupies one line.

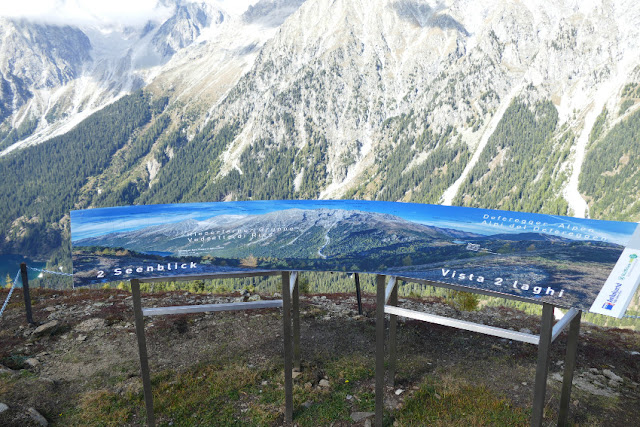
left=27, top=407, right=48, bottom=426
left=33, top=321, right=59, bottom=336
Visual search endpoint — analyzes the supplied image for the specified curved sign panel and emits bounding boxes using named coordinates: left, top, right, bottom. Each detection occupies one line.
left=70, top=201, right=640, bottom=318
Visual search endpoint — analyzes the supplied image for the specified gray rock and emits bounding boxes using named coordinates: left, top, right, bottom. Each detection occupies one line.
left=318, top=379, right=330, bottom=388
left=0, top=364, right=17, bottom=375
left=573, top=377, right=618, bottom=397
left=75, top=318, right=106, bottom=333
left=602, top=369, right=623, bottom=384
left=248, top=294, right=261, bottom=301
left=351, top=411, right=375, bottom=422
left=27, top=407, right=48, bottom=426
left=0, top=402, right=8, bottom=414
left=33, top=321, right=59, bottom=336
left=25, top=358, right=40, bottom=368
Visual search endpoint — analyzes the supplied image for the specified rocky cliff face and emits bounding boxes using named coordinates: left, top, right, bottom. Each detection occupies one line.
left=200, top=0, right=640, bottom=216
left=0, top=0, right=237, bottom=154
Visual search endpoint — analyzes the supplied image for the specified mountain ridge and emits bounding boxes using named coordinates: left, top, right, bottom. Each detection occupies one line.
left=1, top=0, right=640, bottom=265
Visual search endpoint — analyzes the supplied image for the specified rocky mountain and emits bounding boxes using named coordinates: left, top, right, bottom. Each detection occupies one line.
left=0, top=0, right=239, bottom=155
left=1, top=0, right=640, bottom=264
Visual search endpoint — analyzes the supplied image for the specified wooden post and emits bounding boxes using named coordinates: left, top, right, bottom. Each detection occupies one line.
left=20, top=263, right=34, bottom=325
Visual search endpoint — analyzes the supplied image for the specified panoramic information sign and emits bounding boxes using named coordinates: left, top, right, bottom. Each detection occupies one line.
left=70, top=200, right=640, bottom=318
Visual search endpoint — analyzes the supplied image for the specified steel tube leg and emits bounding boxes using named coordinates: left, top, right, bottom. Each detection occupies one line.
left=558, top=311, right=582, bottom=427
left=282, top=272, right=293, bottom=425
left=388, top=283, right=398, bottom=387
left=355, top=273, right=363, bottom=315
left=532, top=303, right=554, bottom=427
left=20, top=263, right=34, bottom=325
left=375, top=275, right=386, bottom=427
left=131, top=279, right=156, bottom=427
left=292, top=274, right=301, bottom=371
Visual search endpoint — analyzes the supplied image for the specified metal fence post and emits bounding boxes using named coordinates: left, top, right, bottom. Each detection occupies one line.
left=20, top=263, right=34, bottom=325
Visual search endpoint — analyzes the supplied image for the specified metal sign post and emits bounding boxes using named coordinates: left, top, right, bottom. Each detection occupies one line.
left=558, top=311, right=582, bottom=426
left=375, top=275, right=386, bottom=427
left=131, top=279, right=155, bottom=427
left=292, top=272, right=301, bottom=371
left=354, top=273, right=363, bottom=315
left=282, top=271, right=294, bottom=425
left=531, top=303, right=554, bottom=426
left=376, top=276, right=584, bottom=427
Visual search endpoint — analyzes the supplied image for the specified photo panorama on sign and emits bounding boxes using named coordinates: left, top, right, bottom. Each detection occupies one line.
left=70, top=200, right=640, bottom=318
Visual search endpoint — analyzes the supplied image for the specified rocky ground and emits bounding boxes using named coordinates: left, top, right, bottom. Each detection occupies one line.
left=1, top=286, right=639, bottom=426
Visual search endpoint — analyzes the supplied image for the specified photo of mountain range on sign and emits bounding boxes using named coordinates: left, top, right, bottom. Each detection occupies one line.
left=71, top=200, right=638, bottom=311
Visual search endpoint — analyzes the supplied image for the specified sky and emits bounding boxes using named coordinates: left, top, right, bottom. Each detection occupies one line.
left=0, top=0, right=261, bottom=26
left=69, top=200, right=639, bottom=245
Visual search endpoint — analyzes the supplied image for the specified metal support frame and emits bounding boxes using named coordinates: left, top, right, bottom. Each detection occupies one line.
left=130, top=272, right=294, bottom=426
left=375, top=277, right=583, bottom=427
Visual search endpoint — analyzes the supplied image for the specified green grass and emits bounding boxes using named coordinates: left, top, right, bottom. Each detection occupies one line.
left=54, top=353, right=531, bottom=426
left=394, top=377, right=529, bottom=426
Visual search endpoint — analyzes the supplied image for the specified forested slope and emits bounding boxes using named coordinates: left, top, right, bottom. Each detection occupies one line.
left=0, top=91, right=166, bottom=255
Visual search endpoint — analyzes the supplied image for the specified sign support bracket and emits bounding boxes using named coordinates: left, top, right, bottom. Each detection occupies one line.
left=129, top=271, right=293, bottom=426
